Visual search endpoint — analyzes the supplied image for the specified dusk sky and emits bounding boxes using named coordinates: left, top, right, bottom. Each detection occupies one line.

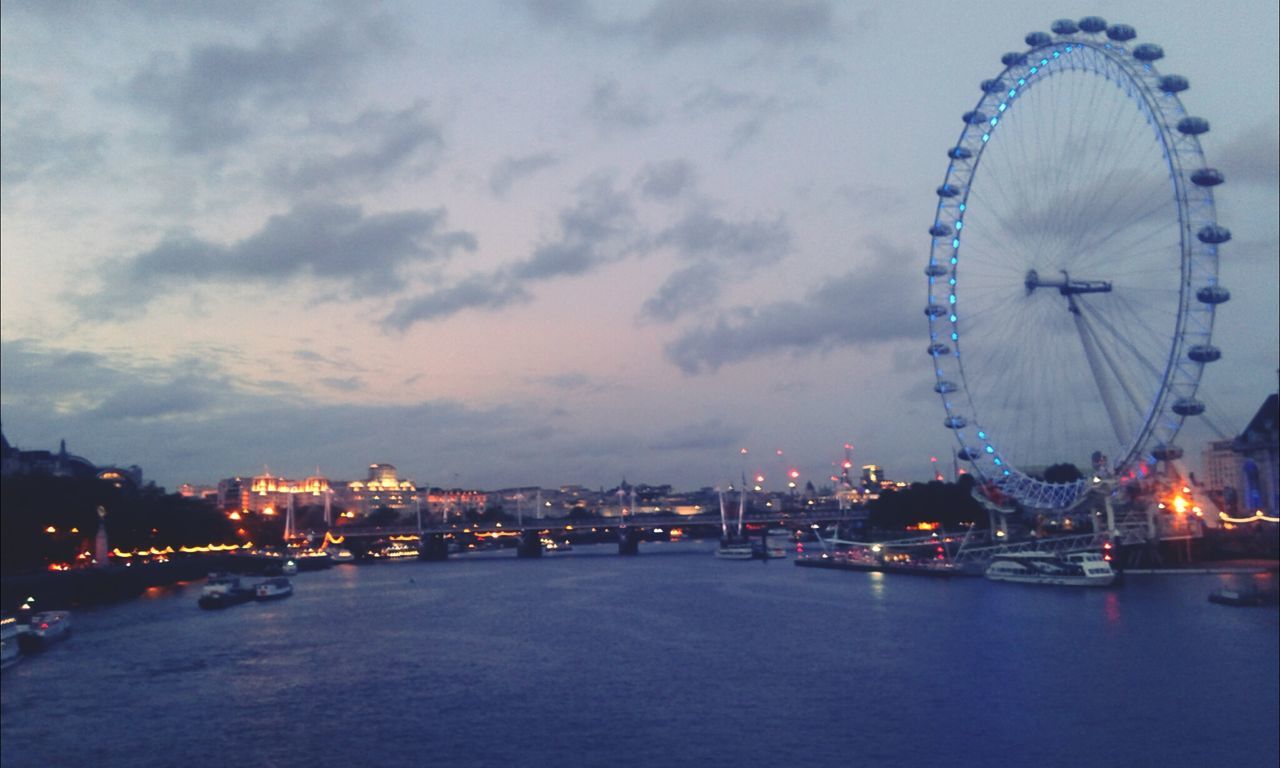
left=2, top=0, right=1276, bottom=492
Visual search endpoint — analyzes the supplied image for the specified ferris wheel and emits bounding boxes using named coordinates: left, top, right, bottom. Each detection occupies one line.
left=925, top=17, right=1230, bottom=510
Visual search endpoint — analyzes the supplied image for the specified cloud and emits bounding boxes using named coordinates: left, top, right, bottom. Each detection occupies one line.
left=641, top=207, right=792, bottom=322
left=656, top=208, right=789, bottom=265
left=646, top=417, right=746, bottom=452
left=0, top=339, right=229, bottom=422
left=634, top=160, right=696, bottom=200
left=126, top=19, right=396, bottom=152
left=1216, top=116, right=1280, bottom=187
left=523, top=0, right=835, bottom=51
left=83, top=203, right=476, bottom=319
left=642, top=262, right=723, bottom=322
left=385, top=176, right=641, bottom=329
left=0, top=107, right=106, bottom=187
left=269, top=101, right=444, bottom=193
left=489, top=152, right=561, bottom=195
left=382, top=276, right=530, bottom=330
left=585, top=80, right=657, bottom=132
left=663, top=238, right=917, bottom=373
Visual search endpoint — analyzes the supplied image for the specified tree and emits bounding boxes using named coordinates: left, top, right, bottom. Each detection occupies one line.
left=365, top=506, right=401, bottom=527
left=1043, top=463, right=1084, bottom=483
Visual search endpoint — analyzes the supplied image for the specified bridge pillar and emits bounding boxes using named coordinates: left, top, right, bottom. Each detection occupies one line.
left=618, top=526, right=641, bottom=556
left=419, top=533, right=449, bottom=561
left=517, top=530, right=543, bottom=558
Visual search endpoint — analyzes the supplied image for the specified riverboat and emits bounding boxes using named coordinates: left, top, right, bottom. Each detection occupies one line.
left=985, top=550, right=1115, bottom=587
left=255, top=577, right=294, bottom=600
left=716, top=540, right=788, bottom=560
left=327, top=547, right=355, bottom=563
left=17, top=610, right=72, bottom=652
left=2, top=615, right=27, bottom=669
left=198, top=573, right=255, bottom=609
left=541, top=537, right=573, bottom=554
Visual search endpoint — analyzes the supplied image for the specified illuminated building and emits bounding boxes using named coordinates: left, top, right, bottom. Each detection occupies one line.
left=1231, top=393, right=1279, bottom=521
left=341, top=464, right=418, bottom=515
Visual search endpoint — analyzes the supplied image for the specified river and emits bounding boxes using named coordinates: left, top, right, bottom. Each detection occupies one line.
left=2, top=541, right=1277, bottom=768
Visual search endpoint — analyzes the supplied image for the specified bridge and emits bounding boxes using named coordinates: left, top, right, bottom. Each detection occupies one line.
left=314, top=510, right=856, bottom=559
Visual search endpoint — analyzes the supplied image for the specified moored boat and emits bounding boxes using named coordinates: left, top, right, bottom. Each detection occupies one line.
left=198, top=573, right=255, bottom=609
left=715, top=541, right=756, bottom=560
left=2, top=615, right=27, bottom=669
left=327, top=548, right=355, bottom=564
left=985, top=550, right=1115, bottom=587
left=17, top=610, right=72, bottom=652
left=255, top=577, right=294, bottom=600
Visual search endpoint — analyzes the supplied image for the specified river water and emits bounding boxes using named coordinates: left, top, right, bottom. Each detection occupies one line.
left=2, top=541, right=1277, bottom=768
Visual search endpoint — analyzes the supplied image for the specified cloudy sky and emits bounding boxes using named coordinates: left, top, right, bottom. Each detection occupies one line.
left=2, top=0, right=1276, bottom=492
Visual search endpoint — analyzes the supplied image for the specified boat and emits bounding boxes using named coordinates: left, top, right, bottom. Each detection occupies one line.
left=715, top=539, right=788, bottom=560
left=327, top=547, right=355, bottom=563
left=985, top=550, right=1116, bottom=587
left=716, top=541, right=756, bottom=560
left=2, top=615, right=27, bottom=669
left=198, top=573, right=255, bottom=609
left=1208, top=588, right=1269, bottom=607
left=17, top=610, right=72, bottom=652
left=255, top=577, right=294, bottom=600
left=281, top=560, right=299, bottom=576
left=541, top=537, right=573, bottom=554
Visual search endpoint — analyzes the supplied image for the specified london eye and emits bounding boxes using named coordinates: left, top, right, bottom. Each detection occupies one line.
left=924, top=17, right=1230, bottom=511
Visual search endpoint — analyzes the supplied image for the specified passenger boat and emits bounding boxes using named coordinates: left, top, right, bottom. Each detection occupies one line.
left=2, top=615, right=27, bottom=669
left=327, top=547, right=355, bottom=564
left=198, top=573, right=255, bottom=609
left=17, top=610, right=72, bottom=652
left=255, top=577, right=294, bottom=600
left=985, top=550, right=1115, bottom=587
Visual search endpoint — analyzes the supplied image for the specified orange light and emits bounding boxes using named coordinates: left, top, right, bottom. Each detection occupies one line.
left=45, top=526, right=57, bottom=534
left=1172, top=496, right=1188, bottom=514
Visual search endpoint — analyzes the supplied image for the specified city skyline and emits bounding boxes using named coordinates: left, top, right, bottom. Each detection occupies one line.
left=2, top=1, right=1277, bottom=492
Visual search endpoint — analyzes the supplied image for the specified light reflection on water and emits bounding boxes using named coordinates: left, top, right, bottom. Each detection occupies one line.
left=2, top=544, right=1276, bottom=768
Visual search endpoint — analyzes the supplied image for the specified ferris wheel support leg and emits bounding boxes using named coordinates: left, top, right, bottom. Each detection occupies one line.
left=1071, top=306, right=1129, bottom=449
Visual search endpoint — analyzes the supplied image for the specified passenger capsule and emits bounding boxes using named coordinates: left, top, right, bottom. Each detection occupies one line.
left=980, top=78, right=1006, bottom=94
left=944, top=416, right=967, bottom=430
left=1025, top=31, right=1052, bottom=47
left=1172, top=398, right=1205, bottom=417
left=937, top=184, right=961, bottom=198
left=1177, top=117, right=1209, bottom=135
left=925, top=263, right=949, bottom=277
left=929, top=224, right=953, bottom=237
left=1158, top=75, right=1189, bottom=93
left=1050, top=19, right=1079, bottom=35
left=1196, top=285, right=1230, bottom=304
left=1197, top=225, right=1231, bottom=245
left=1001, top=52, right=1027, bottom=67
left=948, top=146, right=973, bottom=160
left=1106, top=24, right=1136, bottom=41
left=924, top=304, right=948, bottom=318
left=1133, top=43, right=1164, bottom=62
left=1152, top=445, right=1184, bottom=461
left=1190, top=168, right=1224, bottom=187
left=1078, top=16, right=1108, bottom=33
left=1187, top=344, right=1222, bottom=363
left=963, top=110, right=988, bottom=125
left=934, top=380, right=958, bottom=394
left=956, top=447, right=981, bottom=461
left=928, top=342, right=951, bottom=357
